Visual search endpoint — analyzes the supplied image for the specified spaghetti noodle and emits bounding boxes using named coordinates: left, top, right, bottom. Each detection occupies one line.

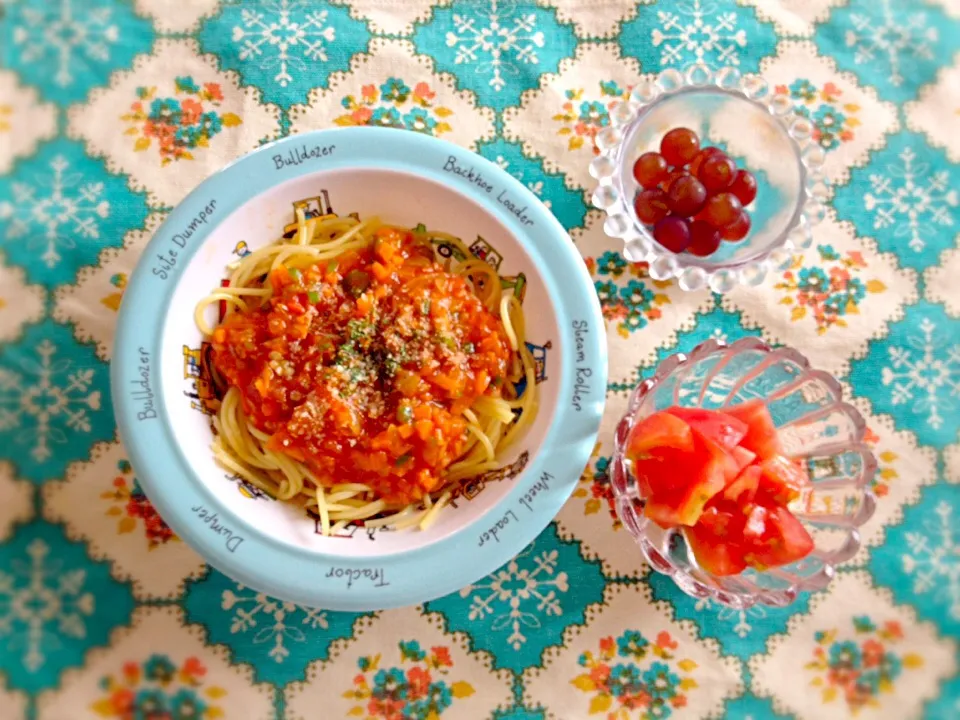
left=196, top=211, right=538, bottom=535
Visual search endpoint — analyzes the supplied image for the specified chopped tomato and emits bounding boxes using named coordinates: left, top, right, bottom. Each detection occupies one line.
left=632, top=406, right=815, bottom=575
left=757, top=455, right=809, bottom=504
left=685, top=506, right=748, bottom=576
left=665, top=407, right=747, bottom=450
left=626, top=411, right=695, bottom=457
left=721, top=464, right=761, bottom=503
left=742, top=501, right=815, bottom=569
left=730, top=445, right=756, bottom=472
left=625, top=412, right=695, bottom=497
left=641, top=429, right=728, bottom=527
left=724, top=400, right=781, bottom=459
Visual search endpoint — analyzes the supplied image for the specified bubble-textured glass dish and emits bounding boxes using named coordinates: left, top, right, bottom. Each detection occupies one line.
left=611, top=337, right=877, bottom=608
left=590, top=64, right=830, bottom=293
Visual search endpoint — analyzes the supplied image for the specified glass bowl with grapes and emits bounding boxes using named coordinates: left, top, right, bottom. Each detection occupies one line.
left=590, top=65, right=829, bottom=293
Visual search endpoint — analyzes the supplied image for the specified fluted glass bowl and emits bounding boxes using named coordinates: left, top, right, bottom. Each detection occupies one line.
left=611, top=338, right=877, bottom=608
left=590, top=65, right=830, bottom=293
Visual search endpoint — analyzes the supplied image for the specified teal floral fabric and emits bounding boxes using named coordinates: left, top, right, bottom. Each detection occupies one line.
left=0, top=1, right=958, bottom=718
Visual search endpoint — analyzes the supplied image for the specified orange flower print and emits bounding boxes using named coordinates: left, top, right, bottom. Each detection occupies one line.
left=204, top=82, right=224, bottom=102
left=775, top=244, right=885, bottom=334
left=91, top=654, right=225, bottom=718
left=336, top=78, right=453, bottom=137
left=346, top=641, right=475, bottom=719
left=101, top=460, right=177, bottom=548
left=122, top=77, right=240, bottom=165
left=807, top=616, right=923, bottom=713
left=413, top=82, right=436, bottom=103
left=571, top=631, right=697, bottom=718
left=774, top=79, right=860, bottom=151
left=553, top=80, right=632, bottom=153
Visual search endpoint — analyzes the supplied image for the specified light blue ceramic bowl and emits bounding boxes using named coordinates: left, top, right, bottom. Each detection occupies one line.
left=112, top=128, right=606, bottom=611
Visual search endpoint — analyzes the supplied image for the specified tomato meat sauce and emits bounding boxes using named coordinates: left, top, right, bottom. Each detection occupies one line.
left=210, top=227, right=513, bottom=504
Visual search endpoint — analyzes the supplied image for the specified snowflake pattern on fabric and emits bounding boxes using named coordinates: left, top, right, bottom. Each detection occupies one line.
left=426, top=523, right=605, bottom=673
left=646, top=570, right=809, bottom=658
left=619, top=0, right=778, bottom=75
left=0, top=0, right=154, bottom=104
left=834, top=132, right=958, bottom=271
left=815, top=0, right=960, bottom=104
left=198, top=0, right=370, bottom=107
left=0, top=321, right=113, bottom=483
left=871, top=484, right=960, bottom=637
left=849, top=301, right=959, bottom=448
left=0, top=139, right=149, bottom=287
left=412, top=0, right=577, bottom=111
left=183, top=569, right=369, bottom=685
left=0, top=521, right=134, bottom=692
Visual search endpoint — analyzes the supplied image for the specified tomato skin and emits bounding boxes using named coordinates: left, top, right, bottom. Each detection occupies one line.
left=626, top=411, right=695, bottom=458
left=730, top=445, right=756, bottom=472
left=625, top=412, right=695, bottom=497
left=742, top=501, right=814, bottom=569
left=724, top=399, right=781, bottom=459
left=757, top=455, right=809, bottom=504
left=665, top=406, right=747, bottom=450
left=721, top=464, right=761, bottom=503
left=685, top=508, right=748, bottom=576
left=642, top=429, right=728, bottom=527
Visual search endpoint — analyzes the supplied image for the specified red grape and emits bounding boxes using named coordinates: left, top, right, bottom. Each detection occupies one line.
left=633, top=152, right=670, bottom=190
left=666, top=175, right=707, bottom=217
left=688, top=147, right=723, bottom=176
left=659, top=169, right=690, bottom=192
left=698, top=154, right=737, bottom=192
left=729, top=169, right=758, bottom=206
left=688, top=220, right=722, bottom=257
left=634, top=188, right=670, bottom=225
left=701, top=192, right=743, bottom=229
left=660, top=128, right=700, bottom=167
left=720, top=210, right=751, bottom=241
left=653, top=216, right=692, bottom=253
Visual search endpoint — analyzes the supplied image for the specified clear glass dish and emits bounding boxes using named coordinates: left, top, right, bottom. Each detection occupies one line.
left=611, top=337, right=877, bottom=609
left=590, top=64, right=830, bottom=293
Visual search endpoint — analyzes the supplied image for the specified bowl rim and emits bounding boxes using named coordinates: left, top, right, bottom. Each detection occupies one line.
left=112, top=127, right=607, bottom=611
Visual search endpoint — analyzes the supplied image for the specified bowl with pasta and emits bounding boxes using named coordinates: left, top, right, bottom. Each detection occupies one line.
left=112, top=127, right=606, bottom=610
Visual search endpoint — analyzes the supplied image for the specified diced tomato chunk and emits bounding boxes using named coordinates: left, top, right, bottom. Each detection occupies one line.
left=724, top=399, right=781, bottom=459
left=626, top=405, right=815, bottom=575
left=665, top=407, right=747, bottom=450
left=685, top=507, right=748, bottom=576
left=730, top=445, right=756, bottom=472
left=721, top=464, right=761, bottom=503
left=757, top=454, right=809, bottom=504
left=625, top=411, right=695, bottom=498
left=625, top=411, right=695, bottom=459
left=742, top=501, right=814, bottom=569
left=641, top=429, right=728, bottom=527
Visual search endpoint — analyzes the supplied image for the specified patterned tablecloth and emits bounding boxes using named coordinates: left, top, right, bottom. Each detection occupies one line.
left=1, top=0, right=959, bottom=718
